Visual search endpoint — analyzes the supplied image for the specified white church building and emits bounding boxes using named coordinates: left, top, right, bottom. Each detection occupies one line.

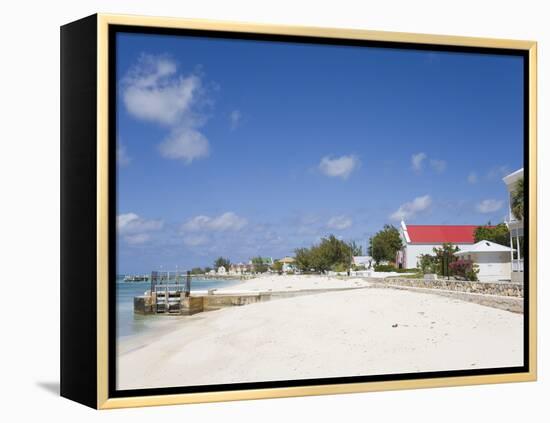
left=397, top=221, right=480, bottom=269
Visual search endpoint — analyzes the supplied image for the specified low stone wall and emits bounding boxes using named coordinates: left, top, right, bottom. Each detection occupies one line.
left=384, top=278, right=523, bottom=297
left=376, top=278, right=524, bottom=313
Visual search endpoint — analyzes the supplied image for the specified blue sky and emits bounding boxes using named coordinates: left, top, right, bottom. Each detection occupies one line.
left=116, top=32, right=524, bottom=273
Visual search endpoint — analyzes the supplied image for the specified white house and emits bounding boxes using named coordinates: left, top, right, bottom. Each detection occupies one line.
left=353, top=256, right=373, bottom=269
left=503, top=168, right=524, bottom=283
left=398, top=221, right=480, bottom=269
left=217, top=266, right=227, bottom=275
left=455, top=240, right=515, bottom=282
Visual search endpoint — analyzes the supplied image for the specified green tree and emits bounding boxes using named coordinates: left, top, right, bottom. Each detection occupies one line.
left=214, top=257, right=231, bottom=270
left=368, top=225, right=403, bottom=264
left=295, top=248, right=313, bottom=272
left=432, top=243, right=459, bottom=277
left=251, top=256, right=269, bottom=273
left=294, top=235, right=357, bottom=272
left=433, top=243, right=460, bottom=257
left=474, top=223, right=510, bottom=246
left=272, top=260, right=283, bottom=274
left=190, top=267, right=203, bottom=275
left=315, top=235, right=351, bottom=271
left=511, top=177, right=524, bottom=220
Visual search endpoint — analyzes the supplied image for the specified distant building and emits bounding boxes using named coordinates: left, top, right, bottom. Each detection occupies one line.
left=229, top=262, right=252, bottom=275
left=217, top=266, right=227, bottom=275
left=398, top=221, right=481, bottom=269
left=455, top=240, right=514, bottom=282
left=503, top=168, right=524, bottom=283
left=278, top=256, right=296, bottom=273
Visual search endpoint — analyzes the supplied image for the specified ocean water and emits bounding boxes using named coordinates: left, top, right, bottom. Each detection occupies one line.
left=116, top=277, right=240, bottom=338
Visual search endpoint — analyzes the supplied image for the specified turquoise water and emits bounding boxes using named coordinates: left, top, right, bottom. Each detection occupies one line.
left=116, top=277, right=240, bottom=338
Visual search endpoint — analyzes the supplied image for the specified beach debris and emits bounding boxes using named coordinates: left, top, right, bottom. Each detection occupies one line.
left=392, top=323, right=398, bottom=328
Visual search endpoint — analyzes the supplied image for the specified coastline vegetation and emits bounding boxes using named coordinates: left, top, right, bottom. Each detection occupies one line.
left=294, top=235, right=362, bottom=273
left=214, top=257, right=231, bottom=270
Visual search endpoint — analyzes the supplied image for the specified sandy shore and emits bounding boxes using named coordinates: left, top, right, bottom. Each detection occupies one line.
left=215, top=274, right=373, bottom=292
left=117, top=286, right=523, bottom=390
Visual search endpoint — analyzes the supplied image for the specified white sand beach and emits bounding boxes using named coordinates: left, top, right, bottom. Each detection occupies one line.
left=216, top=274, right=373, bottom=292
left=117, top=277, right=523, bottom=390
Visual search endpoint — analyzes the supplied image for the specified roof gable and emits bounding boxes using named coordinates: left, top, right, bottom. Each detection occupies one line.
left=455, top=240, right=514, bottom=255
left=406, top=225, right=481, bottom=244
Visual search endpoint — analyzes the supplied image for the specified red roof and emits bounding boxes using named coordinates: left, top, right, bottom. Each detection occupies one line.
left=406, top=225, right=481, bottom=244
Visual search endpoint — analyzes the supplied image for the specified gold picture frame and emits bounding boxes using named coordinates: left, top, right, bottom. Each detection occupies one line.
left=61, top=13, right=537, bottom=409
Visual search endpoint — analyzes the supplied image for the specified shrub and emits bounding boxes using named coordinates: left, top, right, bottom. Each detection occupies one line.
left=418, top=254, right=438, bottom=274
left=449, top=259, right=479, bottom=281
left=374, top=264, right=396, bottom=272
left=332, top=262, right=348, bottom=273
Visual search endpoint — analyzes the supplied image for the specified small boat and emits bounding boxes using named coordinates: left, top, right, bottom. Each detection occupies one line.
left=123, top=274, right=149, bottom=282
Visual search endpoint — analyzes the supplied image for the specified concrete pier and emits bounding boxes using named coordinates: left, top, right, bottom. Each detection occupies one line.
left=134, top=286, right=365, bottom=316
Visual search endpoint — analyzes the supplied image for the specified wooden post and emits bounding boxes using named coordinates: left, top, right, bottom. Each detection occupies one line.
left=185, top=270, right=191, bottom=297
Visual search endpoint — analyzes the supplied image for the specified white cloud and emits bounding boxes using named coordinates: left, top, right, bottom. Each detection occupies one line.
left=327, top=215, right=353, bottom=230
left=117, top=143, right=131, bottom=167
left=390, top=195, right=432, bottom=221
left=411, top=152, right=427, bottom=171
left=476, top=199, right=503, bottom=213
left=467, top=171, right=478, bottom=184
left=117, top=213, right=164, bottom=245
left=411, top=154, right=446, bottom=173
left=430, top=159, right=447, bottom=173
left=318, top=155, right=360, bottom=179
left=121, top=55, right=200, bottom=126
left=158, top=127, right=210, bottom=163
left=229, top=109, right=242, bottom=129
left=120, top=54, right=211, bottom=164
left=117, top=213, right=164, bottom=234
left=124, top=233, right=151, bottom=245
left=183, top=234, right=209, bottom=247
left=182, top=212, right=248, bottom=232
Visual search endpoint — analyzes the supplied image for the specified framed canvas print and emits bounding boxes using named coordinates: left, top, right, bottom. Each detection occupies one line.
left=60, top=14, right=537, bottom=409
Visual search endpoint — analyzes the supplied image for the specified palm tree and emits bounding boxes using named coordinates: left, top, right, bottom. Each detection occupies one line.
left=511, top=177, right=524, bottom=220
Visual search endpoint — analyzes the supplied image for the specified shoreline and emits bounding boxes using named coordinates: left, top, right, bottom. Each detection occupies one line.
left=215, top=274, right=373, bottom=292
left=117, top=281, right=523, bottom=390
